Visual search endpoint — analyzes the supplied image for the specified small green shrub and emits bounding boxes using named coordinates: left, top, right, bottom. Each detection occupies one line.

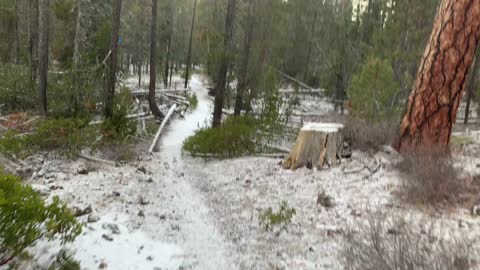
left=47, top=250, right=81, bottom=270
left=347, top=57, right=402, bottom=120
left=0, top=118, right=97, bottom=158
left=0, top=173, right=82, bottom=266
left=187, top=93, right=198, bottom=109
left=0, top=64, right=36, bottom=113
left=182, top=116, right=259, bottom=158
left=259, top=201, right=296, bottom=233
left=101, top=88, right=136, bottom=140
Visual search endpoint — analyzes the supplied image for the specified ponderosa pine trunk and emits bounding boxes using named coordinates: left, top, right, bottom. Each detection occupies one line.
left=396, top=0, right=480, bottom=152
left=212, top=0, right=237, bottom=127
left=104, top=0, right=122, bottom=118
left=38, top=0, right=49, bottom=117
left=148, top=0, right=164, bottom=119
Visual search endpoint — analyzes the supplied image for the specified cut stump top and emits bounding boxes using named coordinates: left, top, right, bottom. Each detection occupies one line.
left=301, top=122, right=344, bottom=132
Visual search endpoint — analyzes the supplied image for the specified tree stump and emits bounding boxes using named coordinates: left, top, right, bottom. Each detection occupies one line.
left=283, top=123, right=344, bottom=170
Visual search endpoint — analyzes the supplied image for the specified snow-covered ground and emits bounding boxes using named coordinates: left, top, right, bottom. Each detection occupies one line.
left=15, top=74, right=480, bottom=269
left=22, top=75, right=235, bottom=270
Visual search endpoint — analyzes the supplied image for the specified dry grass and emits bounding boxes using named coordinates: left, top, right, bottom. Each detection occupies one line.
left=395, top=149, right=477, bottom=207
left=342, top=214, right=475, bottom=270
left=343, top=117, right=399, bottom=152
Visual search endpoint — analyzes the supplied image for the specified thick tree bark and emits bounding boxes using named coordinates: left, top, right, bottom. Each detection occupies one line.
left=396, top=0, right=480, bottom=152
left=38, top=0, right=49, bottom=117
left=212, top=0, right=237, bottom=127
left=234, top=0, right=255, bottom=116
left=184, top=0, right=197, bottom=89
left=104, top=0, right=122, bottom=118
left=148, top=0, right=164, bottom=119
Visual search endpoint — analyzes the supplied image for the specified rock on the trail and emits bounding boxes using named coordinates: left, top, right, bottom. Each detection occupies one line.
left=102, top=223, right=121, bottom=234
left=137, top=166, right=148, bottom=174
left=472, top=200, right=480, bottom=216
left=76, top=166, right=89, bottom=175
left=31, top=184, right=50, bottom=196
left=99, top=262, right=108, bottom=269
left=73, top=205, right=93, bottom=217
left=102, top=234, right=114, bottom=241
left=87, top=213, right=100, bottom=223
left=139, top=196, right=149, bottom=205
left=317, top=190, right=334, bottom=208
left=138, top=210, right=145, bottom=217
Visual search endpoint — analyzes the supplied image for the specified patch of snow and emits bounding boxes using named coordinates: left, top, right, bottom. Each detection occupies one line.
left=301, top=122, right=344, bottom=132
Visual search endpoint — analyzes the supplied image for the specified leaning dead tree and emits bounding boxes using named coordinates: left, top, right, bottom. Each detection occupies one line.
left=283, top=123, right=344, bottom=170
left=396, top=0, right=480, bottom=152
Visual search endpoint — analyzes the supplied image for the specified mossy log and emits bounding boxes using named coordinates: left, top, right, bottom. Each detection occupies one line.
left=283, top=123, right=344, bottom=170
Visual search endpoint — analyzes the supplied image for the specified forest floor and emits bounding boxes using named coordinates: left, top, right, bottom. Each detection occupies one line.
left=15, top=74, right=480, bottom=270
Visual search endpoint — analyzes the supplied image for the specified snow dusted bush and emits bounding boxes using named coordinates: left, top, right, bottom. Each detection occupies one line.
left=343, top=116, right=398, bottom=151
left=0, top=171, right=82, bottom=267
left=343, top=214, right=475, bottom=270
left=396, top=149, right=477, bottom=207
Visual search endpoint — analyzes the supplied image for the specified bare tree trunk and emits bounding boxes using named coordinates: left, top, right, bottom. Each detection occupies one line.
left=138, top=60, right=142, bottom=87
left=72, top=0, right=83, bottom=114
left=104, top=0, right=122, bottom=118
left=38, top=0, right=49, bottom=117
left=29, top=0, right=39, bottom=83
left=234, top=0, right=255, bottom=116
left=184, top=0, right=197, bottom=89
left=303, top=6, right=318, bottom=82
left=164, top=41, right=171, bottom=88
left=212, top=0, right=237, bottom=127
left=14, top=0, right=20, bottom=64
left=148, top=0, right=164, bottom=119
left=396, top=0, right=480, bottom=152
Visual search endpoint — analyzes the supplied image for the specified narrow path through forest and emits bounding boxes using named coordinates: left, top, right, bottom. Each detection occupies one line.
left=31, top=74, right=235, bottom=270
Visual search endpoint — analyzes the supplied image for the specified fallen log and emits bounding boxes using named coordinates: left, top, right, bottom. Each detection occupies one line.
left=89, top=112, right=152, bottom=125
left=163, top=93, right=187, bottom=101
left=264, top=143, right=290, bottom=153
left=149, top=104, right=177, bottom=153
left=79, top=154, right=117, bottom=166
left=283, top=122, right=344, bottom=170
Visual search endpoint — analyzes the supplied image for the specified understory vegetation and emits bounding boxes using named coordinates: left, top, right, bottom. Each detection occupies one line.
left=182, top=115, right=259, bottom=158
left=259, top=201, right=296, bottom=233
left=343, top=214, right=474, bottom=270
left=0, top=89, right=137, bottom=159
left=0, top=170, right=82, bottom=267
left=396, top=150, right=478, bottom=207
left=343, top=116, right=399, bottom=151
